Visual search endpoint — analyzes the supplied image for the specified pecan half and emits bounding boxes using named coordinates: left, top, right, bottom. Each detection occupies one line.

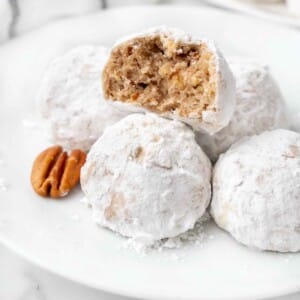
left=31, top=145, right=86, bottom=198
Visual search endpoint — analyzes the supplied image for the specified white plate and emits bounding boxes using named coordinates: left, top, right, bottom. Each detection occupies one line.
left=0, top=6, right=300, bottom=300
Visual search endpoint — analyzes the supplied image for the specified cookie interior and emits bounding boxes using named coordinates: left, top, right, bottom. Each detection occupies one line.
left=102, top=34, right=217, bottom=118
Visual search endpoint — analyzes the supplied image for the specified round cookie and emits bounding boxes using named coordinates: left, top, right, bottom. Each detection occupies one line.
left=196, top=58, right=288, bottom=161
left=211, top=129, right=300, bottom=252
left=81, top=113, right=212, bottom=243
left=37, top=45, right=128, bottom=151
left=102, top=26, right=235, bottom=134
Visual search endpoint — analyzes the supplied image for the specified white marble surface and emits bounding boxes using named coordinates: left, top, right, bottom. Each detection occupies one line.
left=0, top=243, right=300, bottom=300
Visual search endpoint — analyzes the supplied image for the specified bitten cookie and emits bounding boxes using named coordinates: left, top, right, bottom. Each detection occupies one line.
left=102, top=27, right=235, bottom=134
left=211, top=129, right=300, bottom=252
left=196, top=58, right=288, bottom=161
left=81, top=113, right=212, bottom=243
left=37, top=45, right=128, bottom=151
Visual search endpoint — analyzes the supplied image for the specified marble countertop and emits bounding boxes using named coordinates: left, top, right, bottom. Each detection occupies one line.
left=1, top=243, right=300, bottom=300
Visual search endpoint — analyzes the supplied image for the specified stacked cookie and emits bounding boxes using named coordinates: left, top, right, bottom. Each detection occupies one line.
left=37, top=27, right=300, bottom=252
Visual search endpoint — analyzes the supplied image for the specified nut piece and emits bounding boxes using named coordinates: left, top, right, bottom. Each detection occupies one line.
left=31, top=145, right=86, bottom=198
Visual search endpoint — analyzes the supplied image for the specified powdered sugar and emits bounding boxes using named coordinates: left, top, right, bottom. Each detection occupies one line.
left=114, top=26, right=217, bottom=51
left=196, top=57, right=288, bottom=161
left=153, top=212, right=211, bottom=250
left=37, top=45, right=128, bottom=151
left=80, top=196, right=91, bottom=206
left=81, top=114, right=212, bottom=243
left=122, top=213, right=211, bottom=255
left=22, top=118, right=38, bottom=129
left=70, top=213, right=80, bottom=222
left=211, top=129, right=300, bottom=252
left=0, top=178, right=9, bottom=192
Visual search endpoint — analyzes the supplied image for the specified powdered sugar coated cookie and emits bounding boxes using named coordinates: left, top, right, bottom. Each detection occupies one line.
left=81, top=113, right=212, bottom=244
left=196, top=58, right=288, bottom=161
left=37, top=45, right=127, bottom=151
left=211, top=129, right=300, bottom=252
left=103, top=27, right=235, bottom=134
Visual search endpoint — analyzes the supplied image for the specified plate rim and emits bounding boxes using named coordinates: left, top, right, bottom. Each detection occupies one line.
left=2, top=234, right=300, bottom=300
left=202, top=0, right=300, bottom=28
